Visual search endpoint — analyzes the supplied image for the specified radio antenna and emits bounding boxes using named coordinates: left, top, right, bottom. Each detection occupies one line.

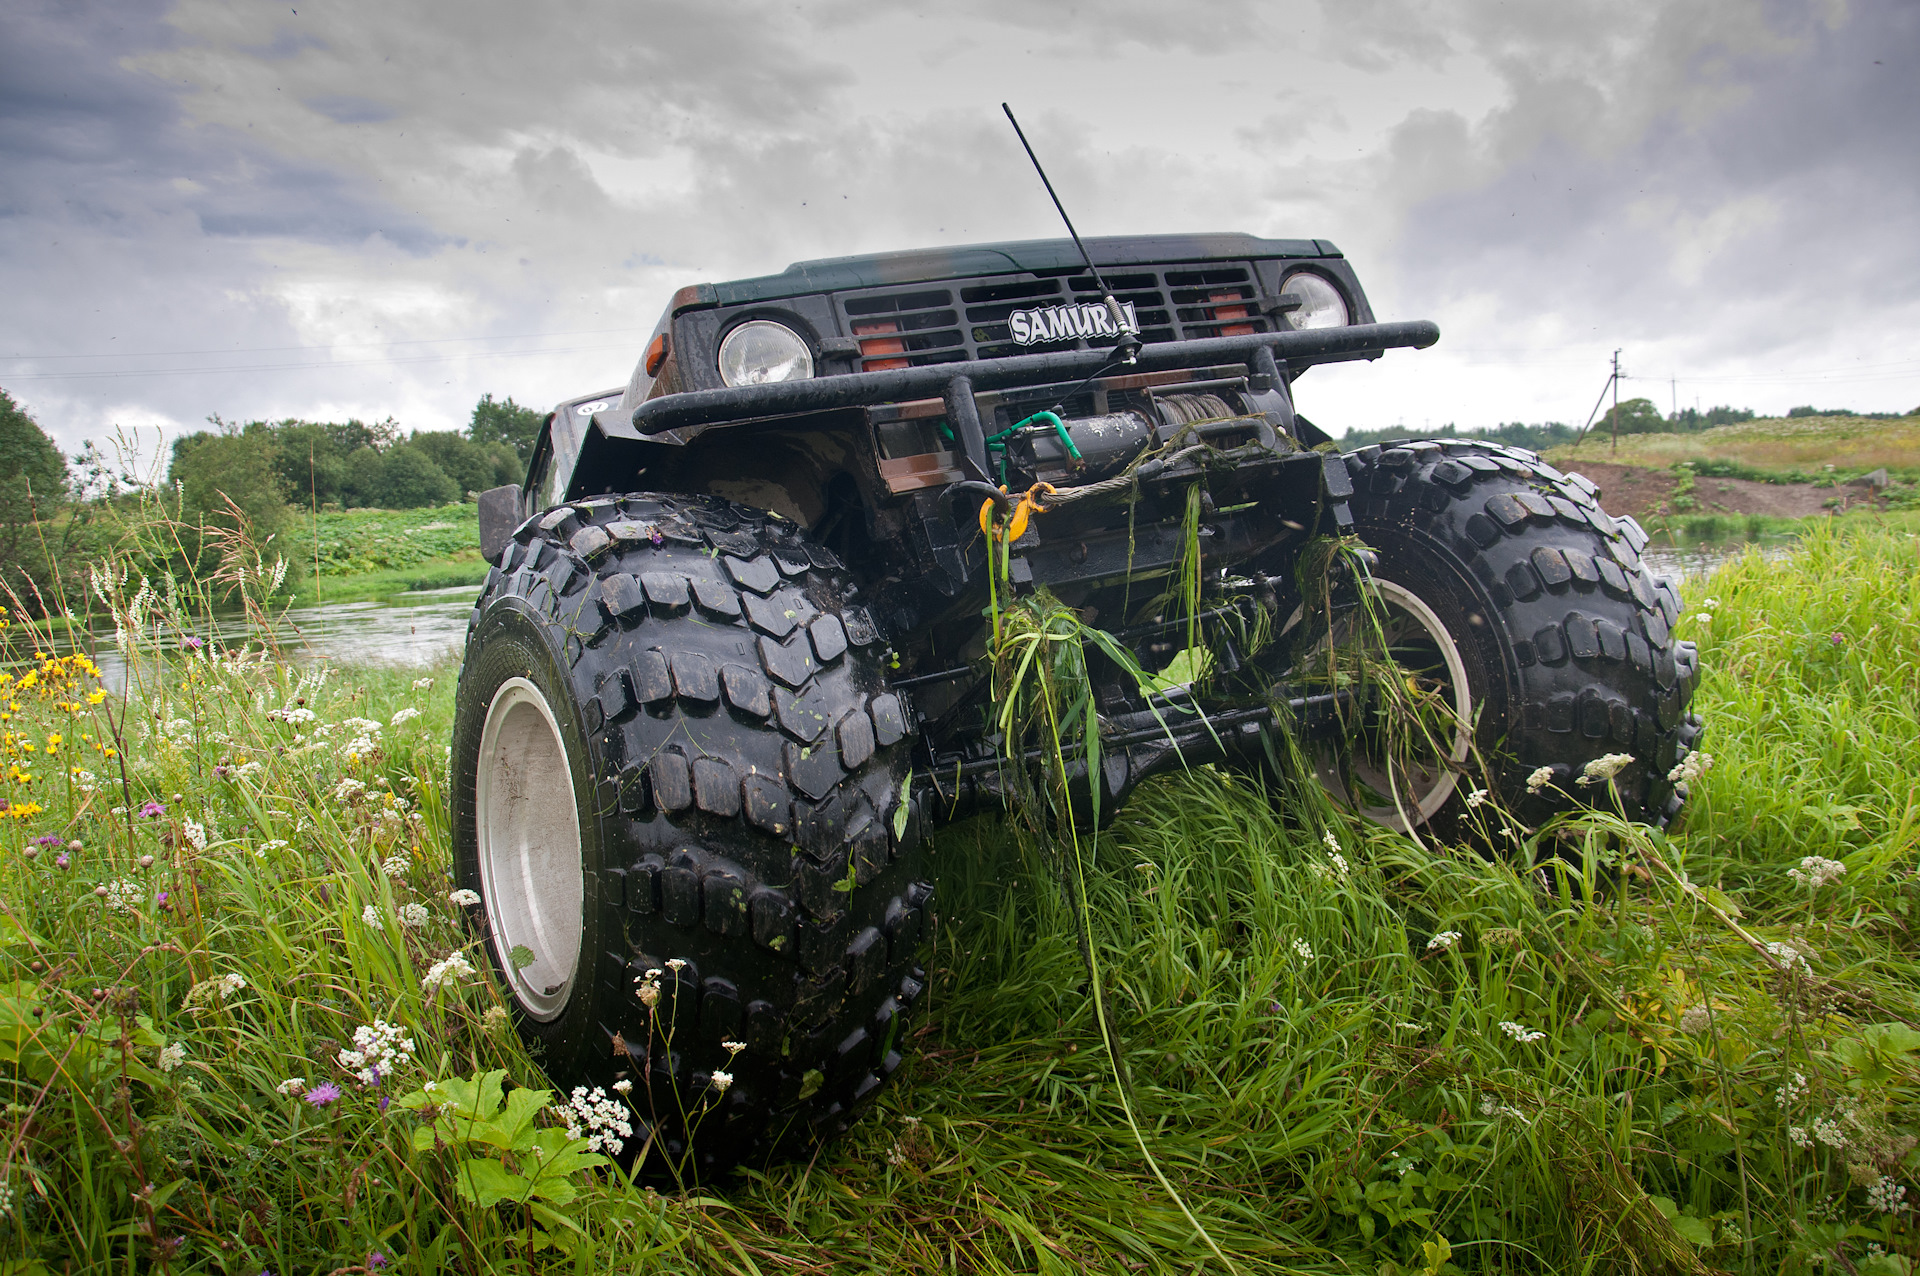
left=1002, top=103, right=1140, bottom=364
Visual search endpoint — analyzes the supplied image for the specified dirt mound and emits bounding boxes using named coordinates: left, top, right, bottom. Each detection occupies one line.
left=1550, top=461, right=1871, bottom=521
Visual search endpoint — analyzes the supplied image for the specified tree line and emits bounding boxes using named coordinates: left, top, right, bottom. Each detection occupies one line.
left=0, top=389, right=547, bottom=615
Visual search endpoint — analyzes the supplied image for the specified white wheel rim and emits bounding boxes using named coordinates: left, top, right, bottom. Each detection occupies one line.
left=1291, top=579, right=1476, bottom=831
left=475, top=677, right=583, bottom=1021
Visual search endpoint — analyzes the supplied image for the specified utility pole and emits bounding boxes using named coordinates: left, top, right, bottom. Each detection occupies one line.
left=1670, top=377, right=1677, bottom=423
left=1610, top=349, right=1622, bottom=453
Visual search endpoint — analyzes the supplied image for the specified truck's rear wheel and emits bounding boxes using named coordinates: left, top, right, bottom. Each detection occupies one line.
left=451, top=493, right=931, bottom=1181
left=1273, top=440, right=1704, bottom=842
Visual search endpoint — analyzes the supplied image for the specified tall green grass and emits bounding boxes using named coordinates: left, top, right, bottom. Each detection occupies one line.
left=1, top=522, right=1917, bottom=1273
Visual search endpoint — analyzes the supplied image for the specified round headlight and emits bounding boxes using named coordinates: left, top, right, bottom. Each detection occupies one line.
left=718, top=320, right=814, bottom=387
left=1280, top=273, right=1350, bottom=330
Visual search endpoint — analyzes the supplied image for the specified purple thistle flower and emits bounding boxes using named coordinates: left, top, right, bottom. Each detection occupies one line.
left=367, top=1252, right=386, bottom=1270
left=378, top=1094, right=391, bottom=1114
left=181, top=636, right=204, bottom=650
left=303, top=1082, right=342, bottom=1107
left=32, top=834, right=60, bottom=846
left=1831, top=632, right=1846, bottom=647
left=214, top=764, right=229, bottom=778
left=155, top=890, right=169, bottom=906
left=140, top=800, right=166, bottom=819
left=53, top=853, right=69, bottom=870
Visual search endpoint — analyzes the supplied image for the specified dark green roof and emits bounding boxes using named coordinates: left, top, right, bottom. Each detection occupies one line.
left=694, top=233, right=1338, bottom=308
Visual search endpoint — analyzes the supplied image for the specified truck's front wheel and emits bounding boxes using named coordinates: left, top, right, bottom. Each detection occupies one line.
left=450, top=493, right=930, bottom=1181
left=1273, top=441, right=1704, bottom=841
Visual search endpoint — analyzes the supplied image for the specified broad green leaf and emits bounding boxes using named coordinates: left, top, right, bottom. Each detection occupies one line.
left=891, top=768, right=913, bottom=840
left=451, top=1156, right=530, bottom=1208
left=470, top=1086, right=550, bottom=1152
left=1670, top=1215, right=1714, bottom=1246
left=0, top=916, right=43, bottom=949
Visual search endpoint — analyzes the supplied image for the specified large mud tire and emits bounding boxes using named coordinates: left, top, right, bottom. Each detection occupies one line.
left=1283, top=440, right=1704, bottom=840
left=450, top=493, right=931, bottom=1181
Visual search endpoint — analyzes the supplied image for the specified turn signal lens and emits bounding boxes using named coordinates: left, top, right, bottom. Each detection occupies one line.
left=644, top=332, right=669, bottom=376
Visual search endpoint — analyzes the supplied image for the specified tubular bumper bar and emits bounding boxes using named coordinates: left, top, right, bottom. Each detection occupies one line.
left=622, top=321, right=1440, bottom=441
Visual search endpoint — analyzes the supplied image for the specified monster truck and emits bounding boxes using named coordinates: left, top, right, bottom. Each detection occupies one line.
left=450, top=233, right=1703, bottom=1177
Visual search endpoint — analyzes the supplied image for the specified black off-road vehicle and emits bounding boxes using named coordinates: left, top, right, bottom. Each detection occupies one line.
left=452, top=233, right=1702, bottom=1177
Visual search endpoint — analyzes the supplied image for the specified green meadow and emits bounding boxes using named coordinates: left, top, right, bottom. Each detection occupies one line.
left=1, top=518, right=1917, bottom=1274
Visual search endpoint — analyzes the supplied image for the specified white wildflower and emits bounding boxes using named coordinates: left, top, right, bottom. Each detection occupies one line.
left=1498, top=1020, right=1546, bottom=1044
left=397, top=902, right=429, bottom=929
left=268, top=706, right=316, bottom=725
left=1765, top=941, right=1813, bottom=977
left=262, top=838, right=289, bottom=851
left=1776, top=1073, right=1808, bottom=1107
left=1702, top=597, right=1720, bottom=610
left=1867, top=1175, right=1906, bottom=1214
left=381, top=854, right=411, bottom=880
left=421, top=953, right=476, bottom=990
left=448, top=888, right=481, bottom=907
left=1666, top=751, right=1713, bottom=786
left=481, top=1005, right=510, bottom=1033
left=412, top=677, right=435, bottom=690
left=1788, top=1125, right=1812, bottom=1148
left=1321, top=830, right=1341, bottom=855
left=612, top=1078, right=633, bottom=1095
left=1679, top=1003, right=1713, bottom=1035
left=1465, top=788, right=1490, bottom=808
left=1291, top=937, right=1315, bottom=961
left=361, top=905, right=383, bottom=927
left=333, top=777, right=366, bottom=802
left=276, top=1077, right=308, bottom=1096
left=1786, top=856, right=1847, bottom=891
left=709, top=1070, right=733, bottom=1095
left=1812, top=1116, right=1847, bottom=1148
left=1576, top=753, right=1634, bottom=786
left=1426, top=931, right=1462, bottom=952
left=565, top=1085, right=632, bottom=1155
left=634, top=974, right=661, bottom=1008
left=157, top=1042, right=186, bottom=1072
left=665, top=958, right=687, bottom=972
left=337, top=1019, right=416, bottom=1086
left=1525, top=765, right=1556, bottom=794
left=182, top=972, right=247, bottom=1009
left=342, top=717, right=382, bottom=736
left=1694, top=613, right=1713, bottom=625
left=389, top=707, right=421, bottom=728
left=101, top=878, right=142, bottom=912
left=182, top=819, right=207, bottom=851
left=1478, top=1094, right=1531, bottom=1124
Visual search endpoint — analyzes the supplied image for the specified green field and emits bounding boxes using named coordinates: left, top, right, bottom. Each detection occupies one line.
left=3, top=521, right=1918, bottom=1273
left=287, top=503, right=488, bottom=603
left=1548, top=413, right=1920, bottom=485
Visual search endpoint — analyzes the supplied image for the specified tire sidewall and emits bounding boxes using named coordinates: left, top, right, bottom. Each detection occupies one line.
left=451, top=596, right=612, bottom=1064
left=1333, top=516, right=1515, bottom=841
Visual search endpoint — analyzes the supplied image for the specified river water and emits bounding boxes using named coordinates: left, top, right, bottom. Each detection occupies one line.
left=49, top=539, right=1787, bottom=690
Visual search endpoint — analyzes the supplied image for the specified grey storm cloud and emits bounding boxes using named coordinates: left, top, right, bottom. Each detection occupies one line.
left=1376, top=2, right=1920, bottom=357
left=1, top=0, right=1915, bottom=455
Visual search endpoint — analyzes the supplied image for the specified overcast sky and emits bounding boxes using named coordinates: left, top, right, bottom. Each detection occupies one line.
left=3, top=0, right=1915, bottom=464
